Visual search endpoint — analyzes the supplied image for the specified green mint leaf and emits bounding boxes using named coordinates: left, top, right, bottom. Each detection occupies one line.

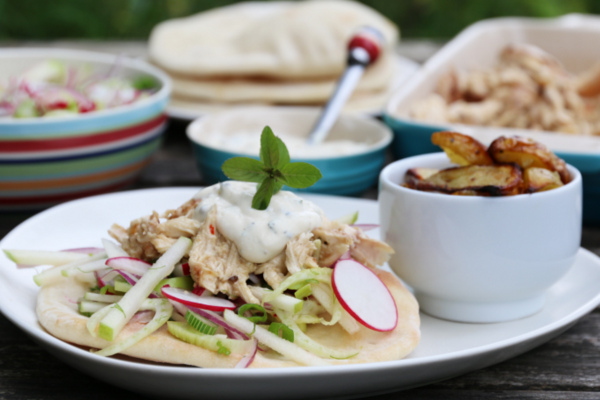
left=260, top=126, right=290, bottom=169
left=221, top=125, right=322, bottom=210
left=222, top=157, right=266, bottom=183
left=279, top=162, right=323, bottom=188
left=252, top=178, right=282, bottom=210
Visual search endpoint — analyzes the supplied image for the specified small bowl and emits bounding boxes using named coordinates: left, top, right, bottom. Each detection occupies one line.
left=0, top=48, right=171, bottom=211
left=378, top=153, right=582, bottom=323
left=186, top=106, right=392, bottom=195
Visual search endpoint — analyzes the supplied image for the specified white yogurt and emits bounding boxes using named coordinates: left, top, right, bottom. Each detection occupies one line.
left=192, top=181, right=324, bottom=263
left=204, top=131, right=369, bottom=159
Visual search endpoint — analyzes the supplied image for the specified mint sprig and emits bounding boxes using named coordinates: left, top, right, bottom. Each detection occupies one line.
left=221, top=126, right=322, bottom=210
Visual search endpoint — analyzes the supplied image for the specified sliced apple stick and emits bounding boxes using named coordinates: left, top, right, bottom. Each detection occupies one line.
left=96, top=236, right=192, bottom=342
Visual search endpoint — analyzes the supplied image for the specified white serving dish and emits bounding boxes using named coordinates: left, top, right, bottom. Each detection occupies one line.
left=383, top=14, right=600, bottom=224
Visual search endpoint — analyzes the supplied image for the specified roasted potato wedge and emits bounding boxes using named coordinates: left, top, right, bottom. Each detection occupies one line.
left=576, top=61, right=600, bottom=98
left=523, top=167, right=563, bottom=193
left=431, top=131, right=494, bottom=166
left=405, top=167, right=440, bottom=187
left=411, top=164, right=523, bottom=196
left=488, top=136, right=571, bottom=184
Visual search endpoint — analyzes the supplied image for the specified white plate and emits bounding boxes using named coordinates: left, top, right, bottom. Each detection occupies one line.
left=1, top=188, right=599, bottom=400
left=167, top=55, right=420, bottom=120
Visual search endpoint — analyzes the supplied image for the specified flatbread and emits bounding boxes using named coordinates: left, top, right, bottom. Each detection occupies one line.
left=148, top=0, right=399, bottom=80
left=36, top=269, right=420, bottom=368
left=168, top=51, right=395, bottom=104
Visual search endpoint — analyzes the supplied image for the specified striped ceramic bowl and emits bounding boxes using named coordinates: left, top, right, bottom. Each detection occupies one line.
left=0, top=48, right=171, bottom=211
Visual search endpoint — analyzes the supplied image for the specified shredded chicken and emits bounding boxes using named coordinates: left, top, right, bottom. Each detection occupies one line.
left=110, top=198, right=394, bottom=303
left=406, top=43, right=600, bottom=136
left=108, top=199, right=201, bottom=260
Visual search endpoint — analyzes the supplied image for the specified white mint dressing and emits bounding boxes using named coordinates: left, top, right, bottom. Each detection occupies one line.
left=192, top=181, right=324, bottom=263
left=203, top=131, right=369, bottom=159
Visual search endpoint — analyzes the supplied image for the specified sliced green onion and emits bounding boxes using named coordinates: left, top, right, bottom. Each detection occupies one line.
left=237, top=303, right=268, bottom=323
left=268, top=322, right=294, bottom=342
left=185, top=310, right=218, bottom=335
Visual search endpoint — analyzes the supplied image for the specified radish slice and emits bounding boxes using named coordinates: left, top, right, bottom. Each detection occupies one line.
left=351, top=224, right=379, bottom=232
left=331, top=259, right=398, bottom=332
left=161, top=286, right=236, bottom=312
left=62, top=247, right=105, bottom=254
left=235, top=339, right=258, bottom=369
left=106, top=257, right=151, bottom=276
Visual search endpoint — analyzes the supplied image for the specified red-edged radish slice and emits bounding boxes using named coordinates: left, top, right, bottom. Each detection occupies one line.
left=62, top=247, right=104, bottom=254
left=331, top=258, right=398, bottom=332
left=106, top=257, right=151, bottom=276
left=161, top=286, right=236, bottom=312
left=351, top=223, right=379, bottom=232
left=96, top=269, right=120, bottom=288
left=235, top=338, right=258, bottom=369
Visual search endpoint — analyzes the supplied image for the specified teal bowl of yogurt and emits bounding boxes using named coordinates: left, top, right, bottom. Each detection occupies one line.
left=186, top=106, right=392, bottom=196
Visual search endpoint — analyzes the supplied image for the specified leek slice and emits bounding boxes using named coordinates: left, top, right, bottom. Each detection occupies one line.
left=94, top=298, right=173, bottom=357
left=278, top=314, right=358, bottom=359
left=61, top=258, right=108, bottom=277
left=334, top=211, right=359, bottom=225
left=263, top=268, right=332, bottom=303
left=223, top=310, right=328, bottom=367
left=167, top=321, right=253, bottom=355
left=97, top=237, right=191, bottom=341
left=33, top=251, right=108, bottom=286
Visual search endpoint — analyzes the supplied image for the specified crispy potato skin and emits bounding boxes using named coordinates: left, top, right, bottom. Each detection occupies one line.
left=488, top=136, right=571, bottom=184
left=405, top=132, right=571, bottom=196
left=431, top=131, right=495, bottom=166
left=408, top=164, right=523, bottom=196
left=523, top=167, right=563, bottom=193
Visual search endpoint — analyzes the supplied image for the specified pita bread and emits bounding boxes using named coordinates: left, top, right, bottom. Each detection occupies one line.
left=168, top=51, right=394, bottom=103
left=148, top=0, right=399, bottom=80
left=37, top=269, right=420, bottom=368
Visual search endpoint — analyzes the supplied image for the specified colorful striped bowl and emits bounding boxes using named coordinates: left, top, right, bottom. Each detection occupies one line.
left=0, top=48, right=171, bottom=211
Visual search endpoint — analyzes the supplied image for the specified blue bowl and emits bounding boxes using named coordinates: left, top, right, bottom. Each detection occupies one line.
left=187, top=107, right=392, bottom=196
left=382, top=114, right=600, bottom=225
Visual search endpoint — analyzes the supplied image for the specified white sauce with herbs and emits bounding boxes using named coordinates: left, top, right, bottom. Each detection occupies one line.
left=192, top=181, right=324, bottom=263
left=204, top=131, right=369, bottom=159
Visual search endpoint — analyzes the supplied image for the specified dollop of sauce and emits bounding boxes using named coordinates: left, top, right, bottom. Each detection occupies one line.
left=192, top=181, right=324, bottom=263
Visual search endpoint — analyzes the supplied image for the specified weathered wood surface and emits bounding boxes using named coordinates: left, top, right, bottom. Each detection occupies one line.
left=1, top=41, right=600, bottom=400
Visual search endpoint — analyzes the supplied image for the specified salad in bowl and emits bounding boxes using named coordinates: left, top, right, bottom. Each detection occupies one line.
left=0, top=59, right=160, bottom=119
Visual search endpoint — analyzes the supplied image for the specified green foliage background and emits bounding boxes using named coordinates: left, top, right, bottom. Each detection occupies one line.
left=0, top=0, right=598, bottom=40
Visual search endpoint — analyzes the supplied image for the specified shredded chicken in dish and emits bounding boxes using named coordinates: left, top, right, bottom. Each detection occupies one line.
left=406, top=43, right=600, bottom=136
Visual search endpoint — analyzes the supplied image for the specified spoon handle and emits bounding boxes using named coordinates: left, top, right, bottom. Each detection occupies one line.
left=307, top=27, right=383, bottom=145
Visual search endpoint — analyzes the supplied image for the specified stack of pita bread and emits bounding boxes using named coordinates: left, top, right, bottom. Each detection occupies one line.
left=148, top=0, right=400, bottom=114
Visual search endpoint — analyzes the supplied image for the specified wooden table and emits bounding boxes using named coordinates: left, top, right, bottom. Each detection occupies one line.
left=1, top=41, right=600, bottom=400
